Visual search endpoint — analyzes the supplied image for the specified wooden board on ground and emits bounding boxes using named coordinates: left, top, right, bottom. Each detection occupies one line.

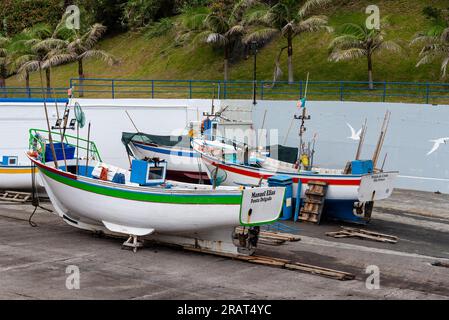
left=326, top=226, right=398, bottom=244
left=185, top=247, right=355, bottom=281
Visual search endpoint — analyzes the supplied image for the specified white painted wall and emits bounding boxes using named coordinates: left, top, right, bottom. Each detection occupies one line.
left=1, top=98, right=448, bottom=193
left=252, top=100, right=449, bottom=193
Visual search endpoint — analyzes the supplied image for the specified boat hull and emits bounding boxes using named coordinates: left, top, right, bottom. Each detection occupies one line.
left=0, top=165, right=36, bottom=190
left=201, top=155, right=362, bottom=201
left=37, top=164, right=242, bottom=234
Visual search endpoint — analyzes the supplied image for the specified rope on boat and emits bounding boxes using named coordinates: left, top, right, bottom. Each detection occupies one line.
left=29, top=161, right=53, bottom=227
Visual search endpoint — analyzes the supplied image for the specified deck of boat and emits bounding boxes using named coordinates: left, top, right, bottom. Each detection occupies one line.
left=0, top=188, right=448, bottom=299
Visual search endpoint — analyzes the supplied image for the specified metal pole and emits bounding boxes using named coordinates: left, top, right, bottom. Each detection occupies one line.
left=252, top=41, right=257, bottom=105
left=85, top=122, right=91, bottom=176
left=39, top=66, right=58, bottom=169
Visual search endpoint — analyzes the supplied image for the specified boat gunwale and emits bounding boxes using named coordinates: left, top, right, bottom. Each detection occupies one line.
left=28, top=155, right=244, bottom=205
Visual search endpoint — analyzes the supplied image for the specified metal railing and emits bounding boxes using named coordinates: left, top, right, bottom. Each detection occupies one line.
left=2, top=78, right=449, bottom=104
left=0, top=87, right=68, bottom=99
left=68, top=78, right=449, bottom=104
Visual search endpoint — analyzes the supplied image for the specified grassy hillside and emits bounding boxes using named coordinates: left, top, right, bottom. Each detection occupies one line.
left=6, top=0, right=449, bottom=91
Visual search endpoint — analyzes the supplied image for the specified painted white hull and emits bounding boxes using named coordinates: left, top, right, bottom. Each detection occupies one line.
left=0, top=166, right=35, bottom=190
left=201, top=156, right=361, bottom=200
left=193, top=139, right=397, bottom=203
left=32, top=154, right=284, bottom=254
left=41, top=172, right=241, bottom=235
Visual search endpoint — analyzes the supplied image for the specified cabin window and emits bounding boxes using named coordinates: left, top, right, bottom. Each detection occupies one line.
left=8, top=157, right=18, bottom=166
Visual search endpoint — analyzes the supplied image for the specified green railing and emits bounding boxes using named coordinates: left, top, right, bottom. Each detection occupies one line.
left=2, top=78, right=449, bottom=104
left=68, top=78, right=449, bottom=104
left=29, top=128, right=102, bottom=164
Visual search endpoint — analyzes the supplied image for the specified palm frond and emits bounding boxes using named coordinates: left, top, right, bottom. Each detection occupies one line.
left=81, top=24, right=107, bottom=50
left=18, top=60, right=42, bottom=76
left=441, top=56, right=449, bottom=78
left=298, top=0, right=332, bottom=19
left=42, top=53, right=77, bottom=68
left=329, top=48, right=367, bottom=62
left=243, top=27, right=278, bottom=44
left=295, top=15, right=330, bottom=34
left=329, top=35, right=362, bottom=50
left=225, top=24, right=245, bottom=37
left=416, top=52, right=438, bottom=67
left=339, top=23, right=367, bottom=40
left=32, top=38, right=68, bottom=52
left=78, top=50, right=119, bottom=66
left=441, top=27, right=449, bottom=43
left=376, top=40, right=401, bottom=53
left=410, top=33, right=437, bottom=46
left=206, top=33, right=228, bottom=46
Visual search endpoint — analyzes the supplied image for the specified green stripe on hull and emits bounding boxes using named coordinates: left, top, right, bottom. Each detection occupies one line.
left=41, top=167, right=242, bottom=205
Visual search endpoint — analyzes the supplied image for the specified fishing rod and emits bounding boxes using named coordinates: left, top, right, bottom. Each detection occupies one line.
left=38, top=65, right=58, bottom=169
left=85, top=122, right=91, bottom=176
left=51, top=81, right=68, bottom=171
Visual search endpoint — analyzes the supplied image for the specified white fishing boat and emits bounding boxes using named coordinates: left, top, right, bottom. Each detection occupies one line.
left=27, top=128, right=285, bottom=254
left=0, top=156, right=36, bottom=190
left=192, top=136, right=397, bottom=224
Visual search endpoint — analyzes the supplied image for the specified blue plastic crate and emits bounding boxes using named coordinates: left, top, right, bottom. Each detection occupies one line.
left=45, top=143, right=76, bottom=162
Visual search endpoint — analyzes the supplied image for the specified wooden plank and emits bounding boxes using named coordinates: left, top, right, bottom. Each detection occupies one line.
left=326, top=228, right=398, bottom=244
left=340, top=226, right=398, bottom=240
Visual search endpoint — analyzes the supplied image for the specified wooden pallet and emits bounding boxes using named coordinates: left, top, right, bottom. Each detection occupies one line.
left=326, top=226, right=398, bottom=244
left=297, top=181, right=328, bottom=224
left=0, top=190, right=32, bottom=203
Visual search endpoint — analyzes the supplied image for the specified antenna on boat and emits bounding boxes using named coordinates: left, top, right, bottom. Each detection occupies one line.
left=355, top=118, right=368, bottom=160
left=125, top=110, right=141, bottom=133
left=294, top=72, right=311, bottom=170
left=372, top=110, right=391, bottom=171
left=85, top=122, right=91, bottom=176
left=38, top=65, right=58, bottom=169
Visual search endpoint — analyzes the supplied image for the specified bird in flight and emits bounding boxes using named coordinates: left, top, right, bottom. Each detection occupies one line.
left=427, top=137, right=449, bottom=156
left=346, top=123, right=362, bottom=141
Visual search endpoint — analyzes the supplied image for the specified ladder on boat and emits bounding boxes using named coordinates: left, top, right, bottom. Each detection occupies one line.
left=297, top=181, right=328, bottom=224
left=0, top=190, right=32, bottom=203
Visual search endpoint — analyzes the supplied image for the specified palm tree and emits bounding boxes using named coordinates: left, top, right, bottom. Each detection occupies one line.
left=10, top=24, right=52, bottom=96
left=412, top=27, right=449, bottom=79
left=17, top=23, right=68, bottom=93
left=181, top=1, right=254, bottom=81
left=329, top=23, right=401, bottom=89
left=46, top=23, right=119, bottom=97
left=244, top=0, right=332, bottom=84
left=0, top=35, right=11, bottom=94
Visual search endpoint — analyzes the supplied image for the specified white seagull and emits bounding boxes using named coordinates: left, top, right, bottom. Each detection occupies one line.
left=427, top=137, right=449, bottom=156
left=346, top=123, right=362, bottom=141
